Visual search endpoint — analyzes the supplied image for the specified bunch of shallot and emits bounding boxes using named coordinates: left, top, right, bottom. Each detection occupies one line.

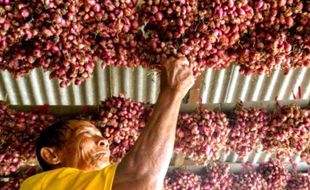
left=262, top=105, right=310, bottom=158
left=97, top=95, right=152, bottom=163
left=0, top=102, right=55, bottom=176
left=286, top=173, right=310, bottom=190
left=141, top=0, right=199, bottom=40
left=227, top=104, right=269, bottom=156
left=0, top=165, right=40, bottom=190
left=89, top=0, right=148, bottom=68
left=232, top=171, right=268, bottom=190
left=301, top=146, right=310, bottom=164
left=164, top=169, right=202, bottom=190
left=201, top=162, right=233, bottom=190
left=257, top=160, right=290, bottom=190
left=175, top=108, right=230, bottom=164
left=139, top=0, right=202, bottom=74
left=250, top=0, right=304, bottom=31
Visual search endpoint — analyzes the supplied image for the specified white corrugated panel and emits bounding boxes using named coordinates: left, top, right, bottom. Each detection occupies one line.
left=201, top=66, right=310, bottom=104
left=0, top=64, right=160, bottom=105
left=171, top=150, right=308, bottom=171
left=0, top=65, right=309, bottom=105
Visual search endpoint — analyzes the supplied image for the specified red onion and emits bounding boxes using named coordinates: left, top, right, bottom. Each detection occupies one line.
left=0, top=166, right=39, bottom=190
left=227, top=104, right=270, bottom=156
left=283, top=12, right=310, bottom=72
left=258, top=160, right=290, bottom=190
left=286, top=173, right=310, bottom=190
left=97, top=95, right=152, bottom=163
left=141, top=0, right=199, bottom=40
left=165, top=169, right=202, bottom=190
left=232, top=28, right=292, bottom=75
left=90, top=0, right=148, bottom=69
left=250, top=0, right=303, bottom=31
left=175, top=108, right=230, bottom=164
left=262, top=105, right=310, bottom=158
left=201, top=162, right=233, bottom=190
left=301, top=146, right=310, bottom=164
left=0, top=102, right=55, bottom=176
left=232, top=171, right=268, bottom=190
left=234, top=0, right=309, bottom=75
left=192, top=0, right=253, bottom=71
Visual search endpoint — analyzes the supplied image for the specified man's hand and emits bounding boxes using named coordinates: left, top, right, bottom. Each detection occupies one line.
left=160, top=57, right=195, bottom=99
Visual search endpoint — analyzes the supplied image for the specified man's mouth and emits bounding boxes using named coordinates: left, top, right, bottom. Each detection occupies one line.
left=94, top=151, right=109, bottom=158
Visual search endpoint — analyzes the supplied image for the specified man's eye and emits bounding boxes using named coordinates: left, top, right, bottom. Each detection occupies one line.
left=81, top=131, right=92, bottom=135
left=96, top=132, right=103, bottom=137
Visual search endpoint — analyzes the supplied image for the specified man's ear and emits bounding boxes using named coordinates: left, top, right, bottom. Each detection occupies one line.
left=40, top=147, right=61, bottom=165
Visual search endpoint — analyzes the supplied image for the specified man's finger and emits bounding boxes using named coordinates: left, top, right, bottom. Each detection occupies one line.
left=161, top=57, right=175, bottom=70
left=189, top=61, right=196, bottom=70
left=174, top=57, right=189, bottom=67
left=179, top=69, right=194, bottom=81
left=181, top=57, right=190, bottom=66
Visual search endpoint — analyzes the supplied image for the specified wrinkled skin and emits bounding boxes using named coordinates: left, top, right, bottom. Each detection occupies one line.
left=57, top=120, right=110, bottom=171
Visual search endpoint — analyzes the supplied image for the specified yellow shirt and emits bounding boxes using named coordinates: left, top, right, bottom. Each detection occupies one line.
left=20, top=165, right=117, bottom=190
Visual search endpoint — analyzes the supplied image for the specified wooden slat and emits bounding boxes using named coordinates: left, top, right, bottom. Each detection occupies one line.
left=8, top=99, right=309, bottom=115
left=171, top=154, right=186, bottom=167
left=168, top=162, right=309, bottom=174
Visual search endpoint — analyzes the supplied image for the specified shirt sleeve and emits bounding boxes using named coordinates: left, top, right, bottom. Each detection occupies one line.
left=20, top=164, right=118, bottom=190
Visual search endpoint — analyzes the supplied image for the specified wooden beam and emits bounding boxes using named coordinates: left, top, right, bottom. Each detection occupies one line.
left=171, top=154, right=186, bottom=167
left=9, top=99, right=310, bottom=115
left=168, top=162, right=309, bottom=174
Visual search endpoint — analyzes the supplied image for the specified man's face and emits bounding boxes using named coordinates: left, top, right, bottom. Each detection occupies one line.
left=59, top=120, right=110, bottom=171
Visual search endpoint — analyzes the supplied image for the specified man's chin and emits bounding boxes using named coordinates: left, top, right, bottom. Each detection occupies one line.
left=96, top=162, right=110, bottom=170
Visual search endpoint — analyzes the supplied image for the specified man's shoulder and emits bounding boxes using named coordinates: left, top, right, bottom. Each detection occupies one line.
left=20, top=165, right=118, bottom=190
left=28, top=167, right=81, bottom=179
left=20, top=168, right=81, bottom=190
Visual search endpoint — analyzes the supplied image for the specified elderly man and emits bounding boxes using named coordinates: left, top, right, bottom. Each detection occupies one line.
left=20, top=57, right=195, bottom=190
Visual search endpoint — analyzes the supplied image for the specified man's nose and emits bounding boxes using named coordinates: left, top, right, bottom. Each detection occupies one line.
left=97, top=138, right=109, bottom=148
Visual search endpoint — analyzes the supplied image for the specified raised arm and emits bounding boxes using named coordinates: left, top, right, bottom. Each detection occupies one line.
left=112, top=57, right=195, bottom=190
